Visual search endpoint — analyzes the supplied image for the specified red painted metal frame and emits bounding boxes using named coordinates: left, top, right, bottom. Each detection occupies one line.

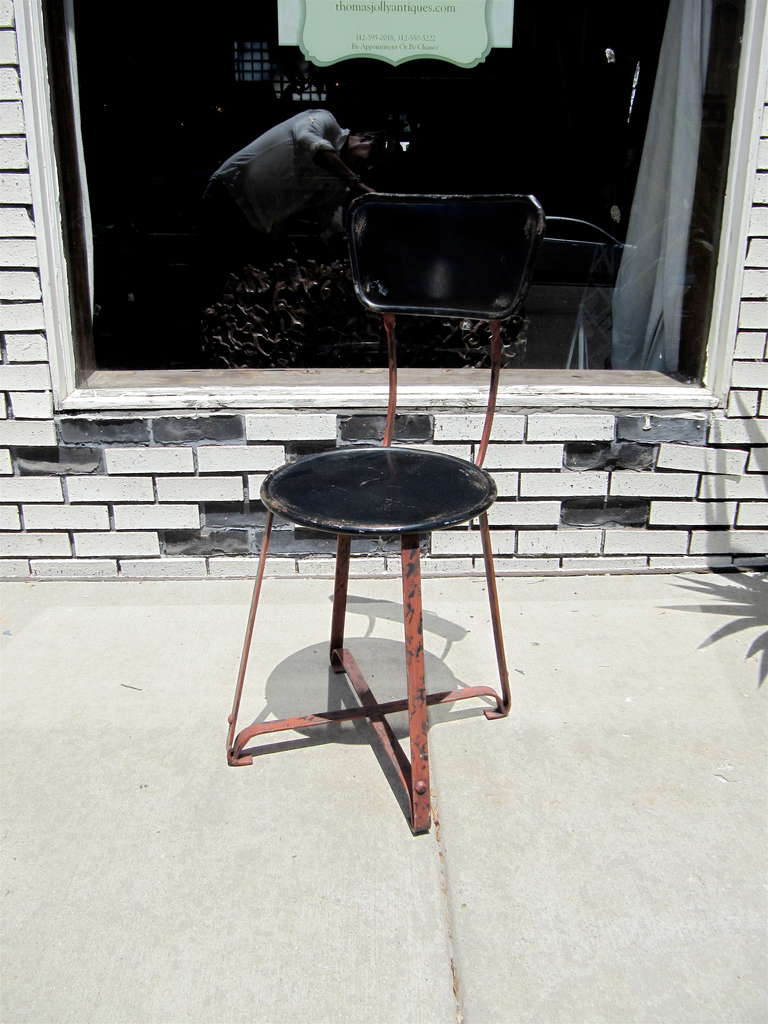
left=226, top=316, right=513, bottom=834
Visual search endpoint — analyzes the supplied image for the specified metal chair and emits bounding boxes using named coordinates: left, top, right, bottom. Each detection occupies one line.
left=227, top=193, right=545, bottom=834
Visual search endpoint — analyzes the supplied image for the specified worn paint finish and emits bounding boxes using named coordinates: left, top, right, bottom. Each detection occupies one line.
left=401, top=533, right=431, bottom=833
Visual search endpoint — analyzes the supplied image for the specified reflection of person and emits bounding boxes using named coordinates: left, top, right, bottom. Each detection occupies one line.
left=203, top=109, right=376, bottom=237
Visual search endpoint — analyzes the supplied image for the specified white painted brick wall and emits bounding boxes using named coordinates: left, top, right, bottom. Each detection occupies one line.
left=730, top=361, right=768, bottom=389
left=113, top=505, right=201, bottom=530
left=561, top=556, right=648, bottom=572
left=105, top=448, right=194, bottom=474
left=0, top=28, right=18, bottom=62
left=746, top=238, right=768, bottom=266
left=491, top=472, right=519, bottom=497
left=657, top=443, right=747, bottom=474
left=0, top=172, right=32, bottom=204
left=482, top=444, right=564, bottom=470
left=197, top=445, right=284, bottom=472
left=3, top=333, right=47, bottom=361
left=66, top=476, right=154, bottom=502
left=31, top=559, right=117, bottom=578
left=517, top=530, right=602, bottom=555
left=603, top=531, right=688, bottom=555
left=0, top=449, right=10, bottom=474
left=709, top=418, right=768, bottom=444
left=245, top=414, right=336, bottom=440
left=9, top=391, right=52, bottom=418
left=698, top=475, right=768, bottom=499
left=520, top=471, right=608, bottom=497
left=526, top=414, right=614, bottom=441
left=742, top=270, right=768, bottom=297
left=23, top=504, right=109, bottom=530
left=246, top=475, right=268, bottom=500
left=208, top=557, right=298, bottom=578
left=610, top=472, right=699, bottom=497
left=0, top=419, right=56, bottom=446
left=727, top=390, right=760, bottom=416
left=0, top=301, right=43, bottom=329
left=494, top=557, right=560, bottom=573
left=0, top=559, right=30, bottom=576
left=733, top=332, right=766, bottom=358
left=434, top=414, right=525, bottom=441
left=0, top=532, right=71, bottom=556
left=746, top=448, right=768, bottom=471
left=74, top=532, right=161, bottom=557
left=486, top=501, right=561, bottom=526
left=0, top=271, right=39, bottom=299
left=0, top=504, right=19, bottom=528
left=155, top=476, right=244, bottom=502
left=0, top=477, right=63, bottom=502
left=431, top=530, right=484, bottom=556
left=0, top=208, right=35, bottom=237
left=648, top=501, right=737, bottom=526
left=739, top=301, right=768, bottom=329
left=736, top=503, right=768, bottom=526
left=689, top=531, right=768, bottom=554
left=0, top=138, right=26, bottom=168
left=119, top=558, right=207, bottom=578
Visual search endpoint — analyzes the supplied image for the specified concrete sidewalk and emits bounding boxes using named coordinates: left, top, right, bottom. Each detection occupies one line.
left=1, top=571, right=766, bottom=1024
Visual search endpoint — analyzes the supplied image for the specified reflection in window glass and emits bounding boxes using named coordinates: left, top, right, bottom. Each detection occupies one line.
left=57, top=0, right=743, bottom=377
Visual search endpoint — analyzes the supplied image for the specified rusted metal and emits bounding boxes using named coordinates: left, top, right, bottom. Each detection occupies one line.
left=330, top=534, right=351, bottom=671
left=227, top=512, right=274, bottom=765
left=478, top=510, right=511, bottom=718
left=401, top=533, right=431, bottom=833
left=474, top=319, right=502, bottom=469
left=232, top=682, right=503, bottom=759
left=382, top=313, right=397, bottom=447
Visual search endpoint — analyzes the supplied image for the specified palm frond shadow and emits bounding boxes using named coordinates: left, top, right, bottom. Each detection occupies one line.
left=667, top=571, right=768, bottom=687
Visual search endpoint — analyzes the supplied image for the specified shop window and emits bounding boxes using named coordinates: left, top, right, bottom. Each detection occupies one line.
left=41, top=0, right=746, bottom=386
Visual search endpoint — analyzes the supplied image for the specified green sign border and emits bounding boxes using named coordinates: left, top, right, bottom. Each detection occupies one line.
left=298, top=0, right=492, bottom=69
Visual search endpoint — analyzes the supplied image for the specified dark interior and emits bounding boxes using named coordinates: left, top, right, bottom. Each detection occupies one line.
left=54, top=0, right=740, bottom=375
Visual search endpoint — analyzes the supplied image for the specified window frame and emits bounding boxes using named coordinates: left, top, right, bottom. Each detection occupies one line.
left=15, top=0, right=768, bottom=413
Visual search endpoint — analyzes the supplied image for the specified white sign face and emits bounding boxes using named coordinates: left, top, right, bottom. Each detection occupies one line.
left=300, top=0, right=492, bottom=68
left=278, top=0, right=514, bottom=49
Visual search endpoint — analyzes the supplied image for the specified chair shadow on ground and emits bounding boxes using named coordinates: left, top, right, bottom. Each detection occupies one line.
left=238, top=594, right=495, bottom=824
left=667, top=571, right=768, bottom=687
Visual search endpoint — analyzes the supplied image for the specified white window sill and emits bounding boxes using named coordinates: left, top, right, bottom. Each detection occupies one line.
left=59, top=367, right=719, bottom=412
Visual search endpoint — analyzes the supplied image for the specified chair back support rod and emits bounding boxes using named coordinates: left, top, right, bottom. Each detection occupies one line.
left=382, top=313, right=397, bottom=447
left=474, top=319, right=502, bottom=469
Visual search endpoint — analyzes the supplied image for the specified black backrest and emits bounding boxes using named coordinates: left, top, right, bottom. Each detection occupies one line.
left=348, top=194, right=545, bottom=320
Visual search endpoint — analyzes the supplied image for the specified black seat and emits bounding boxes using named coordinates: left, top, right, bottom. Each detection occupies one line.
left=262, top=446, right=496, bottom=535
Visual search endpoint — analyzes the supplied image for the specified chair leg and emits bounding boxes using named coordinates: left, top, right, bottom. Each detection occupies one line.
left=478, top=511, right=511, bottom=719
left=330, top=534, right=351, bottom=672
left=401, top=533, right=431, bottom=834
left=227, top=512, right=274, bottom=765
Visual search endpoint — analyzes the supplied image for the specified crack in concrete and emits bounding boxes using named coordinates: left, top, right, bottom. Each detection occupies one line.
left=431, top=786, right=466, bottom=1024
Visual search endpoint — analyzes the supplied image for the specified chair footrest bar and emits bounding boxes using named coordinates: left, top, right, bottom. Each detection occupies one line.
left=231, top=663, right=503, bottom=760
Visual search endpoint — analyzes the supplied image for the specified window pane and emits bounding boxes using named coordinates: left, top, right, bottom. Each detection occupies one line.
left=57, top=0, right=743, bottom=376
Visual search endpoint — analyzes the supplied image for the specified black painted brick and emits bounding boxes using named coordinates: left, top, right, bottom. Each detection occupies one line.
left=616, top=415, right=706, bottom=444
left=285, top=441, right=337, bottom=462
left=201, top=501, right=292, bottom=530
left=338, top=414, right=433, bottom=443
left=565, top=442, right=657, bottom=471
left=561, top=498, right=650, bottom=528
left=151, top=415, right=244, bottom=444
left=162, top=528, right=250, bottom=555
left=58, top=418, right=150, bottom=445
left=14, top=446, right=103, bottom=474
